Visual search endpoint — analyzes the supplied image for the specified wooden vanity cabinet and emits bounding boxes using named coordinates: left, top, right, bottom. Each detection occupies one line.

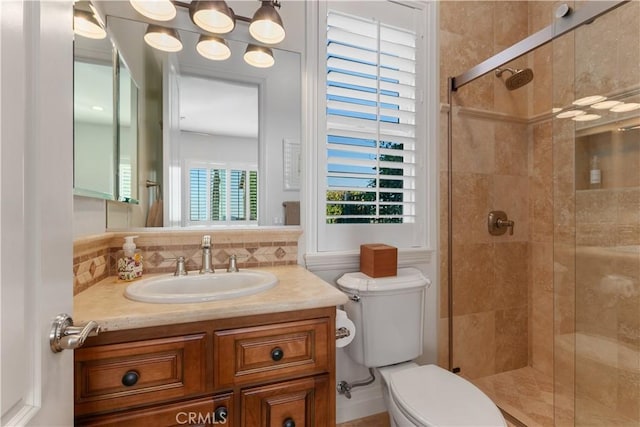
left=74, top=307, right=336, bottom=427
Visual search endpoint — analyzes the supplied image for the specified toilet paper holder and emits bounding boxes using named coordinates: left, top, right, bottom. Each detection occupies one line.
left=336, top=327, right=351, bottom=340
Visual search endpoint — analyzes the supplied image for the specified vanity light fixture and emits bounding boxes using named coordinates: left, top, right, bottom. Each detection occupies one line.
left=243, top=44, right=275, bottom=68
left=129, top=0, right=177, bottom=21
left=73, top=9, right=106, bottom=39
left=249, top=1, right=286, bottom=44
left=144, top=25, right=183, bottom=52
left=196, top=35, right=231, bottom=61
left=190, top=1, right=236, bottom=34
left=128, top=1, right=285, bottom=67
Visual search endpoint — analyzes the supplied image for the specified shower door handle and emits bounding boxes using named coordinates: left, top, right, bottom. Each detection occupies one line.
left=488, top=211, right=514, bottom=236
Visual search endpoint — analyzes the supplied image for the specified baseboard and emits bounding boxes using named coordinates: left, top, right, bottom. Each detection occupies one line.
left=336, top=383, right=387, bottom=424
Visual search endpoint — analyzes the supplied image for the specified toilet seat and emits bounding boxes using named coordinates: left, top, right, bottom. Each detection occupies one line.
left=388, top=364, right=506, bottom=427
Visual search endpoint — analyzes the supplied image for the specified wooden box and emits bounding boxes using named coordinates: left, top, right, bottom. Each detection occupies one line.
left=360, top=244, right=397, bottom=278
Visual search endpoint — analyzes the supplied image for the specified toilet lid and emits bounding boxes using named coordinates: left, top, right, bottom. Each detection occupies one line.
left=389, top=365, right=506, bottom=427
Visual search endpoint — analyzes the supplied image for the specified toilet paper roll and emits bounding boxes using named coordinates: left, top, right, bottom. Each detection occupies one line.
left=336, top=309, right=355, bottom=348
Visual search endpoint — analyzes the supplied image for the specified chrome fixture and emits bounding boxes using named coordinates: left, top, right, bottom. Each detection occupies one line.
left=555, top=3, right=572, bottom=18
left=226, top=254, right=239, bottom=272
left=495, top=67, right=534, bottom=90
left=173, top=256, right=188, bottom=276
left=49, top=313, right=100, bottom=353
left=127, top=0, right=285, bottom=68
left=200, top=235, right=215, bottom=274
left=488, top=210, right=515, bottom=236
left=337, top=368, right=376, bottom=399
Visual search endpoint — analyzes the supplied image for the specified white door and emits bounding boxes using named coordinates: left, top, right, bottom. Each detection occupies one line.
left=1, top=1, right=75, bottom=426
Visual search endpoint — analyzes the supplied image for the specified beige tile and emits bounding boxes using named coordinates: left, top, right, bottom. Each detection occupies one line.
left=494, top=242, right=529, bottom=309
left=494, top=122, right=529, bottom=176
left=451, top=173, right=491, bottom=244
left=452, top=311, right=496, bottom=379
left=451, top=114, right=496, bottom=175
left=495, top=307, right=528, bottom=372
left=492, top=175, right=530, bottom=242
left=452, top=243, right=495, bottom=315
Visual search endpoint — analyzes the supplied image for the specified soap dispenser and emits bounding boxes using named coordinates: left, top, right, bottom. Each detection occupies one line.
left=117, top=235, right=143, bottom=281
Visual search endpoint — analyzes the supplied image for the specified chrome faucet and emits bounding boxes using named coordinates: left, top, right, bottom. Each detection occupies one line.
left=199, top=235, right=214, bottom=274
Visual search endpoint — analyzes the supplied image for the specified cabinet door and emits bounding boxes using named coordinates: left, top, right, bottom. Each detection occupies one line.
left=76, top=394, right=233, bottom=427
left=241, top=375, right=330, bottom=427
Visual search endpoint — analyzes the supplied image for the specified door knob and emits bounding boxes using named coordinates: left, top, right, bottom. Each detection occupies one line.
left=49, top=313, right=100, bottom=353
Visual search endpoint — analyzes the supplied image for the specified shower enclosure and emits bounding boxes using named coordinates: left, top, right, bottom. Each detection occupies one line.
left=441, top=1, right=639, bottom=425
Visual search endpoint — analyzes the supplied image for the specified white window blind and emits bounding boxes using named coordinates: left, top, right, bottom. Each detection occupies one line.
left=186, top=162, right=258, bottom=225
left=325, top=10, right=417, bottom=224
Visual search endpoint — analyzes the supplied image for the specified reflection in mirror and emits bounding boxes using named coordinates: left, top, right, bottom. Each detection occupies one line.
left=73, top=27, right=115, bottom=200
left=100, top=10, right=301, bottom=229
left=180, top=77, right=259, bottom=226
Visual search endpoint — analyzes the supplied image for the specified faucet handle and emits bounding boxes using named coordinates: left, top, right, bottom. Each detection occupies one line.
left=173, top=256, right=188, bottom=276
left=227, top=254, right=239, bottom=272
left=201, top=235, right=211, bottom=248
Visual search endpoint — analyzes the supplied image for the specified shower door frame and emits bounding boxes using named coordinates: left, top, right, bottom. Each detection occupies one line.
left=444, top=0, right=629, bottom=373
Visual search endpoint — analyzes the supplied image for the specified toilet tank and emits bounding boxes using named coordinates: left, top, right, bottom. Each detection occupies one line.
left=337, top=268, right=430, bottom=368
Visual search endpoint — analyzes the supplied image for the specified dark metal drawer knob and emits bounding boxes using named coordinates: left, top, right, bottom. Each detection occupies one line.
left=121, top=370, right=139, bottom=387
left=214, top=406, right=228, bottom=423
left=283, top=418, right=295, bottom=427
left=271, top=347, right=284, bottom=361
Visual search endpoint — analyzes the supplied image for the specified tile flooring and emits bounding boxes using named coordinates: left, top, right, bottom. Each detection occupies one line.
left=336, top=412, right=390, bottom=427
left=472, top=367, right=555, bottom=427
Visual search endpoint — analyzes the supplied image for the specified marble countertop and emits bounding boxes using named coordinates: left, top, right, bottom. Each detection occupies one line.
left=74, top=265, right=348, bottom=332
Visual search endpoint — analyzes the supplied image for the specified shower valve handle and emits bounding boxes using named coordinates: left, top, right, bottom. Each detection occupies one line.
left=496, top=218, right=514, bottom=235
left=488, top=211, right=514, bottom=236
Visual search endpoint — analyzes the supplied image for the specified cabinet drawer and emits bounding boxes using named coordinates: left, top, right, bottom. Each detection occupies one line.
left=214, top=318, right=330, bottom=387
left=75, top=334, right=206, bottom=415
left=77, top=394, right=233, bottom=427
left=241, top=375, right=330, bottom=427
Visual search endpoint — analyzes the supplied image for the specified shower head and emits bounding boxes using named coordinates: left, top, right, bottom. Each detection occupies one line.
left=495, top=67, right=534, bottom=90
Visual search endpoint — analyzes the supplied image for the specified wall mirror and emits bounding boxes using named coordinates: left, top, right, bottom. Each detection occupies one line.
left=90, top=1, right=302, bottom=229
left=73, top=2, right=140, bottom=203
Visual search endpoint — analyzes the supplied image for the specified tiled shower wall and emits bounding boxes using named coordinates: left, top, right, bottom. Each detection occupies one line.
left=73, top=229, right=302, bottom=295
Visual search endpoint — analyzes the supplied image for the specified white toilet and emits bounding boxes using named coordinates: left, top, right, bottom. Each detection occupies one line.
left=337, top=268, right=506, bottom=427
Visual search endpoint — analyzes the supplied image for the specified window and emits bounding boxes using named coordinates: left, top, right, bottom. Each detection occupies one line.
left=317, top=2, right=429, bottom=252
left=185, top=162, right=258, bottom=225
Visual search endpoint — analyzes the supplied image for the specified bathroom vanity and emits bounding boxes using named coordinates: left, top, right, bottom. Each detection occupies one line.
left=73, top=265, right=347, bottom=426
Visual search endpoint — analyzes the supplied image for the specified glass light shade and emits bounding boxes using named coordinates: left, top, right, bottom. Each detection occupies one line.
left=196, top=35, right=231, bottom=61
left=249, top=2, right=285, bottom=44
left=129, top=0, right=176, bottom=21
left=573, top=95, right=606, bottom=106
left=591, top=100, right=622, bottom=110
left=572, top=114, right=601, bottom=122
left=73, top=10, right=106, bottom=39
left=244, top=44, right=275, bottom=68
left=191, top=1, right=235, bottom=34
left=610, top=103, right=640, bottom=113
left=144, top=25, right=183, bottom=52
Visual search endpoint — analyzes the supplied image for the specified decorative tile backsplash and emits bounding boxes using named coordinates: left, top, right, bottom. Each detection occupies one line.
left=73, top=229, right=302, bottom=295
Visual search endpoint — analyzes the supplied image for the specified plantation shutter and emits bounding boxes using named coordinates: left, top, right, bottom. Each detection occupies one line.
left=325, top=10, right=417, bottom=224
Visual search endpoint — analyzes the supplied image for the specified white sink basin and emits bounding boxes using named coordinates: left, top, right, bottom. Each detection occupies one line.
left=124, top=270, right=279, bottom=304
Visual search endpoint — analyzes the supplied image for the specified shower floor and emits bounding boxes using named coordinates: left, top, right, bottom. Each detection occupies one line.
left=471, top=367, right=554, bottom=427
